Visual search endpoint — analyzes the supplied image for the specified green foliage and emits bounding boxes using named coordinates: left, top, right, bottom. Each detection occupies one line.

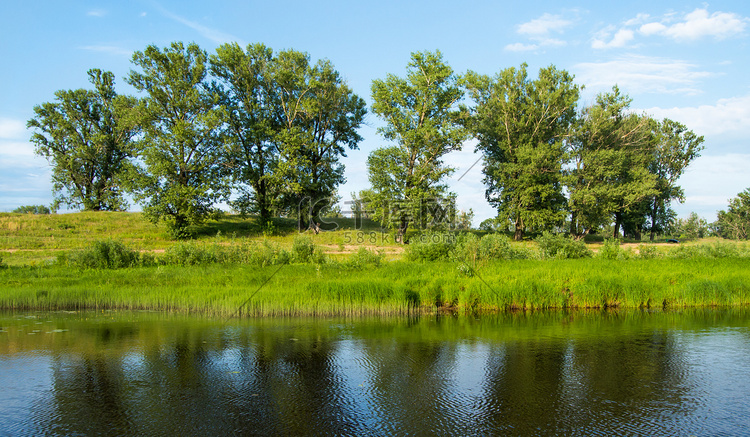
left=567, top=87, right=658, bottom=239
left=13, top=205, right=52, bottom=214
left=347, top=247, right=384, bottom=269
left=465, top=63, right=580, bottom=240
left=27, top=69, right=139, bottom=211
left=637, top=244, right=660, bottom=260
left=63, top=240, right=143, bottom=269
left=675, top=212, right=709, bottom=240
left=404, top=233, right=455, bottom=262
left=715, top=188, right=750, bottom=240
left=365, top=50, right=468, bottom=238
left=598, top=238, right=628, bottom=260
left=535, top=232, right=592, bottom=259
left=291, top=234, right=325, bottom=264
left=126, top=42, right=229, bottom=237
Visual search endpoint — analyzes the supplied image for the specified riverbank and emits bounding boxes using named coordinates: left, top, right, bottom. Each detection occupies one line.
left=2, top=258, right=749, bottom=316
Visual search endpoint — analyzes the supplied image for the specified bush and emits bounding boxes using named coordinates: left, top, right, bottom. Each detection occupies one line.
left=479, top=233, right=529, bottom=260
left=405, top=233, right=455, bottom=262
left=637, top=244, right=660, bottom=259
left=0, top=252, right=4, bottom=268
left=162, top=241, right=219, bottom=266
left=535, top=232, right=592, bottom=259
left=451, top=233, right=480, bottom=263
left=347, top=247, right=384, bottom=269
left=64, top=240, right=141, bottom=269
left=598, top=238, right=630, bottom=260
left=13, top=205, right=52, bottom=214
left=291, top=234, right=325, bottom=264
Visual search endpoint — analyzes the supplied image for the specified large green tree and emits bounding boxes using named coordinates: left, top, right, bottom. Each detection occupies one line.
left=126, top=42, right=228, bottom=238
left=465, top=64, right=580, bottom=240
left=269, top=50, right=366, bottom=230
left=566, top=87, right=658, bottom=239
left=28, top=69, right=139, bottom=211
left=362, top=51, right=467, bottom=240
left=642, top=118, right=704, bottom=240
left=209, top=42, right=280, bottom=224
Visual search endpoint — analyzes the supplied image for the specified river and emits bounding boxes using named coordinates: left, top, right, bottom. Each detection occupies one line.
left=1, top=309, right=749, bottom=436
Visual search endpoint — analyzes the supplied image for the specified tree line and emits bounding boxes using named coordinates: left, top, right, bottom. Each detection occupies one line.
left=28, top=41, right=734, bottom=241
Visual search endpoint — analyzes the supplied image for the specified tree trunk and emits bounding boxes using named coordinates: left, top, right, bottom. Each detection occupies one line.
left=513, top=216, right=524, bottom=241
left=613, top=212, right=622, bottom=239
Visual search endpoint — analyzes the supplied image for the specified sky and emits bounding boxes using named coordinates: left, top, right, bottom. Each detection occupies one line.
left=1, top=1, right=749, bottom=225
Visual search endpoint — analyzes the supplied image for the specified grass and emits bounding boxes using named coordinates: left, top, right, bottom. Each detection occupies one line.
left=2, top=258, right=749, bottom=316
left=2, top=211, right=750, bottom=316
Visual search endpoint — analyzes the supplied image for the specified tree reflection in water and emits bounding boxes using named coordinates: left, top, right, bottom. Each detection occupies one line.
left=1, top=309, right=749, bottom=436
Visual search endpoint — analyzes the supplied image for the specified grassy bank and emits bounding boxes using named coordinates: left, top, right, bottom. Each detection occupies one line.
left=2, top=258, right=749, bottom=316
left=2, top=211, right=750, bottom=316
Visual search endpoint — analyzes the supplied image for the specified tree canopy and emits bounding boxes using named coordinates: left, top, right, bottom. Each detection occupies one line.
left=28, top=69, right=139, bottom=211
left=362, top=50, right=468, bottom=240
left=126, top=42, right=229, bottom=238
left=465, top=64, right=580, bottom=240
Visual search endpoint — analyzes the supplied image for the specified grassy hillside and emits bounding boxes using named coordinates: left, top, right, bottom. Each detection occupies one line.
left=0, top=211, right=400, bottom=267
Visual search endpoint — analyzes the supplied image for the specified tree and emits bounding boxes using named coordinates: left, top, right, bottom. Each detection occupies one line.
left=270, top=50, right=366, bottom=230
left=126, top=42, right=229, bottom=238
left=642, top=118, right=704, bottom=240
left=28, top=69, right=139, bottom=211
left=363, top=50, right=468, bottom=241
left=209, top=42, right=280, bottom=224
left=566, top=87, right=658, bottom=239
left=715, top=188, right=750, bottom=240
left=465, top=64, right=580, bottom=240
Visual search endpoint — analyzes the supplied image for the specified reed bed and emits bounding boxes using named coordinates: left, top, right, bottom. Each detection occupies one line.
left=2, top=258, right=749, bottom=316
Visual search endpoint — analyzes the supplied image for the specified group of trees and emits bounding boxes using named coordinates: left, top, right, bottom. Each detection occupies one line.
left=29, top=42, right=364, bottom=237
left=357, top=55, right=705, bottom=241
left=30, top=42, right=731, bottom=241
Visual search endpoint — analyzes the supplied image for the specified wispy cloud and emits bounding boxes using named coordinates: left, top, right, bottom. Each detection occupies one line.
left=593, top=7, right=748, bottom=49
left=641, top=94, right=750, bottom=137
left=157, top=5, right=244, bottom=45
left=640, top=8, right=748, bottom=41
left=505, top=12, right=574, bottom=52
left=573, top=55, right=715, bottom=95
left=87, top=9, right=107, bottom=17
left=592, top=27, right=635, bottom=49
left=79, top=45, right=133, bottom=57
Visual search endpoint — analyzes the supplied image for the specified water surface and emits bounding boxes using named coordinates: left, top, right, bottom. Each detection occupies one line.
left=1, top=309, right=749, bottom=436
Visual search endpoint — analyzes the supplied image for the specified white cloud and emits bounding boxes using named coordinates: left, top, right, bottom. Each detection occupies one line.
left=642, top=95, right=750, bottom=137
left=158, top=6, right=245, bottom=45
left=518, top=13, right=572, bottom=37
left=87, top=9, right=107, bottom=17
left=504, top=42, right=539, bottom=52
left=640, top=8, right=748, bottom=41
left=79, top=45, right=132, bottom=56
left=505, top=12, right=574, bottom=52
left=592, top=28, right=635, bottom=49
left=639, top=22, right=667, bottom=36
left=573, top=55, right=715, bottom=95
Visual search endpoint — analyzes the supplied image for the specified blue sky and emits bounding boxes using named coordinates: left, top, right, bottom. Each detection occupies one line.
left=1, top=1, right=748, bottom=224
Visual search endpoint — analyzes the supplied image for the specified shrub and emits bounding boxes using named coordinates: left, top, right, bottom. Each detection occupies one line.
left=291, top=234, right=325, bottom=264
left=479, top=233, right=529, bottom=260
left=162, top=241, right=218, bottom=266
left=347, top=247, right=383, bottom=269
left=637, top=244, right=660, bottom=260
left=13, top=205, right=52, bottom=214
left=451, top=233, right=480, bottom=263
left=598, top=238, right=630, bottom=260
left=535, top=232, right=592, bottom=259
left=405, top=233, right=455, bottom=262
left=64, top=240, right=141, bottom=269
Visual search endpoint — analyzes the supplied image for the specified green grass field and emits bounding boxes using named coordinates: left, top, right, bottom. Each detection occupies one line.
left=1, top=211, right=749, bottom=316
